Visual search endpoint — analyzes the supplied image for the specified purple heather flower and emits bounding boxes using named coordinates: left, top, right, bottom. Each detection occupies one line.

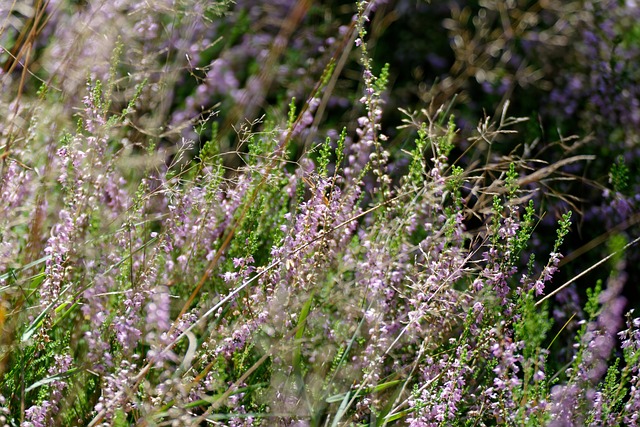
left=145, top=285, right=172, bottom=364
left=94, top=360, right=139, bottom=422
left=549, top=264, right=627, bottom=425
left=620, top=313, right=640, bottom=425
left=23, top=354, right=73, bottom=427
left=40, top=209, right=75, bottom=308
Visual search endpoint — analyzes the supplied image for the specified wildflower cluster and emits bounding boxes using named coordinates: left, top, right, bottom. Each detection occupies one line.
left=1, top=0, right=639, bottom=426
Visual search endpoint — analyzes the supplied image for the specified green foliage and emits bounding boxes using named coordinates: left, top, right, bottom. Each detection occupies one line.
left=505, top=163, right=519, bottom=199
left=118, top=78, right=147, bottom=122
left=598, top=359, right=627, bottom=423
left=373, top=63, right=390, bottom=95
left=585, top=280, right=603, bottom=321
left=609, top=155, right=630, bottom=193
left=287, top=97, right=297, bottom=132
left=513, top=200, right=537, bottom=257
left=554, top=211, right=572, bottom=254
left=317, top=137, right=332, bottom=178
left=199, top=122, right=221, bottom=166
left=435, top=115, right=456, bottom=160
left=407, top=123, right=430, bottom=188
left=515, top=292, right=552, bottom=361
left=607, top=233, right=628, bottom=269
left=335, top=127, right=346, bottom=172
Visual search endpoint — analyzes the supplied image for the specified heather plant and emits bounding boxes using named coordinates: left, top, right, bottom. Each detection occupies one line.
left=1, top=0, right=640, bottom=426
left=378, top=0, right=640, bottom=317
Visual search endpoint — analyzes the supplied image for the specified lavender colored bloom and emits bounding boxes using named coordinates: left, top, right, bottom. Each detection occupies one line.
left=408, top=346, right=470, bottom=425
left=620, top=315, right=640, bottom=425
left=23, top=354, right=73, bottom=427
left=549, top=265, right=627, bottom=425
left=40, top=209, right=74, bottom=308
left=94, top=360, right=139, bottom=422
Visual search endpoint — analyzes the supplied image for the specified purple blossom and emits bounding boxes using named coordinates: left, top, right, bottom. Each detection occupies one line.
left=619, top=314, right=640, bottom=425
left=24, top=354, right=73, bottom=427
left=408, top=346, right=470, bottom=425
left=94, top=360, right=139, bottom=422
left=40, top=209, right=75, bottom=308
left=548, top=264, right=627, bottom=425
